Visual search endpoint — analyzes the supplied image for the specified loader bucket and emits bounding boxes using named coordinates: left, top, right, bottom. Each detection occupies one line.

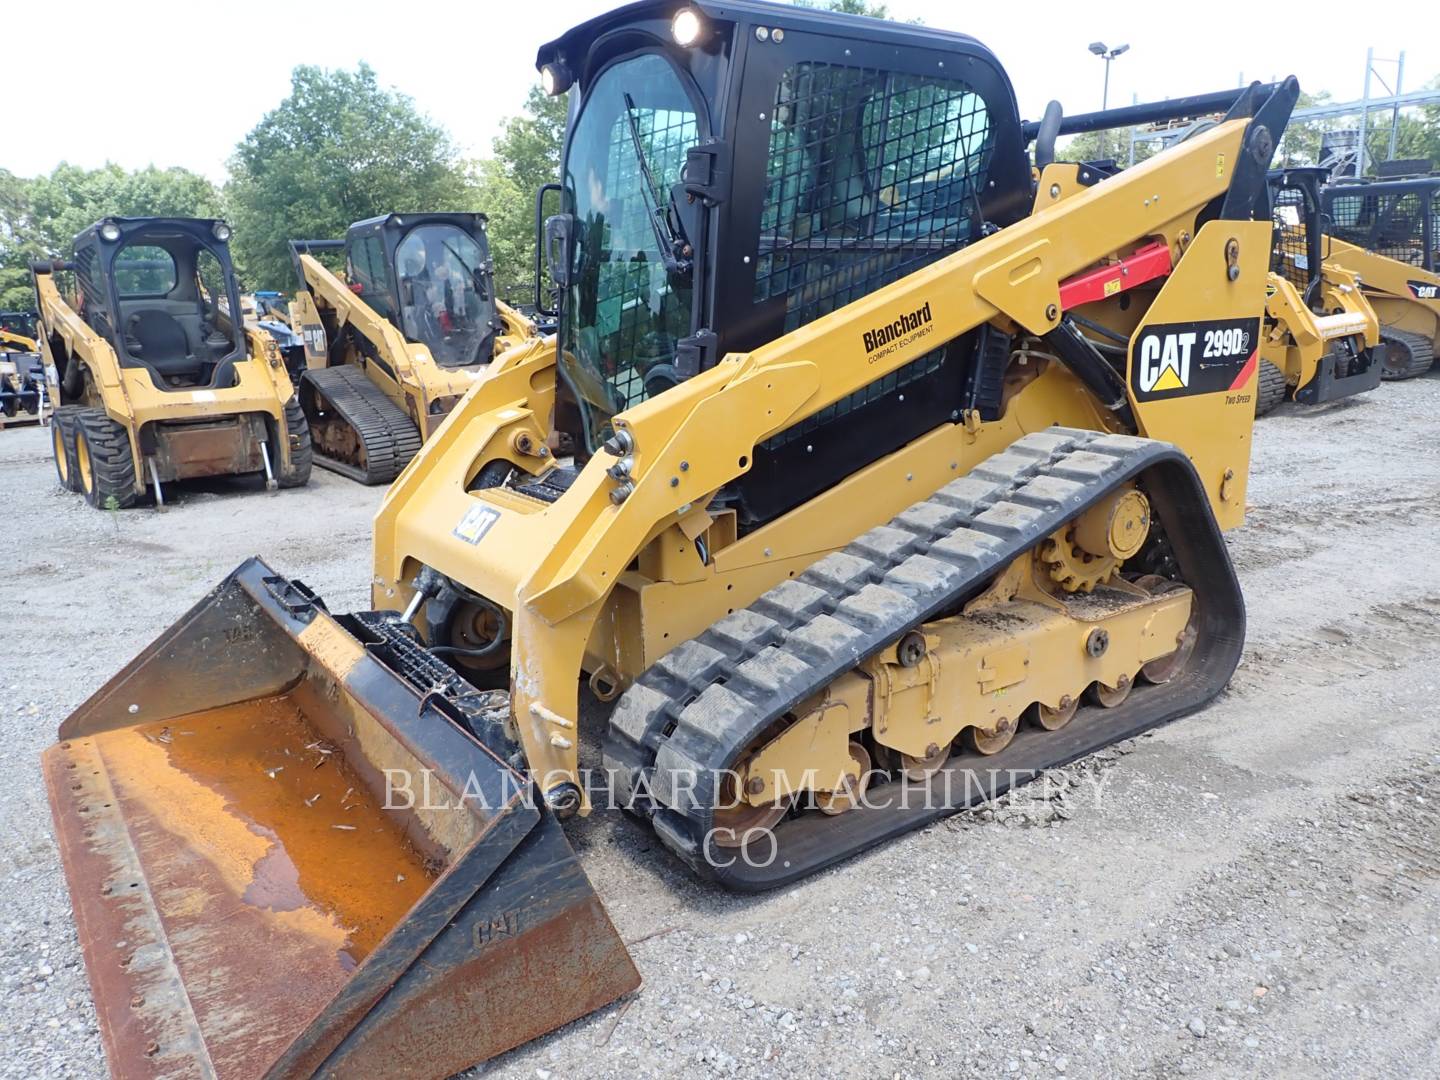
left=43, top=558, right=639, bottom=1080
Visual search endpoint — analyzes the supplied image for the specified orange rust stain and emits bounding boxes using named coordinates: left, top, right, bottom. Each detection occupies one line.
left=98, top=694, right=435, bottom=963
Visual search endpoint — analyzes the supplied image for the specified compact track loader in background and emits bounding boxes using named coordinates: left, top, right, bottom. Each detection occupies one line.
left=241, top=289, right=306, bottom=361
left=34, top=217, right=311, bottom=507
left=1, top=310, right=40, bottom=341
left=286, top=213, right=536, bottom=484
left=43, top=3, right=1298, bottom=1076
left=1254, top=167, right=1383, bottom=415
left=0, top=318, right=48, bottom=427
left=1320, top=176, right=1440, bottom=378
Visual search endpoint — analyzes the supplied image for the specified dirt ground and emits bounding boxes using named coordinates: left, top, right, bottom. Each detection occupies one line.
left=3, top=376, right=1440, bottom=1079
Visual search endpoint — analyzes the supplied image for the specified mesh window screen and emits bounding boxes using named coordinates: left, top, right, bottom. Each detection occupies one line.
left=1270, top=186, right=1311, bottom=292
left=755, top=62, right=994, bottom=328
left=1376, top=193, right=1425, bottom=265
left=1430, top=196, right=1439, bottom=272
left=1328, top=193, right=1368, bottom=249
left=754, top=63, right=994, bottom=447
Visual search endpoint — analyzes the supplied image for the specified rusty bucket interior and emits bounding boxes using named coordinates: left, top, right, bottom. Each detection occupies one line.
left=44, top=558, right=638, bottom=1080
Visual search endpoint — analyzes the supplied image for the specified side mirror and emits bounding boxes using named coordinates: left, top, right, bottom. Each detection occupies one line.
left=544, top=212, right=574, bottom=291
left=535, top=184, right=564, bottom=317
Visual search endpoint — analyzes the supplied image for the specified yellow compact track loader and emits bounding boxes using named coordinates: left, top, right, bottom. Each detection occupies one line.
left=0, top=316, right=48, bottom=427
left=1255, top=167, right=1383, bottom=415
left=1320, top=176, right=1440, bottom=378
left=35, top=217, right=311, bottom=508
left=42, top=3, right=1300, bottom=1076
left=286, top=214, right=536, bottom=484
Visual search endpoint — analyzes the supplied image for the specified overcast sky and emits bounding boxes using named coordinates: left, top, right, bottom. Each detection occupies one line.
left=9, top=0, right=1435, bottom=182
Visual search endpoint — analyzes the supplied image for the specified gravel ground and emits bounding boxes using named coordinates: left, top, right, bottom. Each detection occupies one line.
left=4, top=375, right=1440, bottom=1079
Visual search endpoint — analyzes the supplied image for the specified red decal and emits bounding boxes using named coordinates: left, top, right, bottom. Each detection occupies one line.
left=1059, top=241, right=1174, bottom=310
left=1229, top=350, right=1258, bottom=391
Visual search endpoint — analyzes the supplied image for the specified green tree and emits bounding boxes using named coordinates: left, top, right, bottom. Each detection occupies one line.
left=803, top=0, right=890, bottom=15
left=225, top=63, right=474, bottom=289
left=0, top=164, right=220, bottom=311
left=1279, top=80, right=1440, bottom=172
left=478, top=86, right=568, bottom=305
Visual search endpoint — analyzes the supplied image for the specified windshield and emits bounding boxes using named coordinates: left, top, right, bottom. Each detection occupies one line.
left=396, top=224, right=497, bottom=367
left=561, top=52, right=698, bottom=451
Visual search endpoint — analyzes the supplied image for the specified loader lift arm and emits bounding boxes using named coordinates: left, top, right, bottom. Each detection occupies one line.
left=377, top=84, right=1295, bottom=808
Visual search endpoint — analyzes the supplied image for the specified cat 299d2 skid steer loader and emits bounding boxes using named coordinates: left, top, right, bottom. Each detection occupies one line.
left=34, top=217, right=311, bottom=507
left=287, top=214, right=536, bottom=484
left=42, top=3, right=1297, bottom=1077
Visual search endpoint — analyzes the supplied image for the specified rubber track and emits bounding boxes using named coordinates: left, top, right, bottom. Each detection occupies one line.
left=603, top=426, right=1244, bottom=890
left=1380, top=327, right=1436, bottom=380
left=1255, top=358, right=1288, bottom=416
left=303, top=365, right=422, bottom=484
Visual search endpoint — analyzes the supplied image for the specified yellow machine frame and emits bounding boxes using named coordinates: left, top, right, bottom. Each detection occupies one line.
left=34, top=268, right=303, bottom=495
left=288, top=254, right=536, bottom=440
left=1322, top=234, right=1440, bottom=351
left=1260, top=260, right=1380, bottom=393
left=371, top=118, right=1271, bottom=802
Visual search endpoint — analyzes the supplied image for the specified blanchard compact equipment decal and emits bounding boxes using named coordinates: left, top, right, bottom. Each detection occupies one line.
left=1407, top=280, right=1439, bottom=301
left=1130, top=317, right=1260, bottom=403
left=862, top=301, right=934, bottom=361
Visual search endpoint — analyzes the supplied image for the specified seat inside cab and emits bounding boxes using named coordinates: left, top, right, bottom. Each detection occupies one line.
left=108, top=235, right=243, bottom=389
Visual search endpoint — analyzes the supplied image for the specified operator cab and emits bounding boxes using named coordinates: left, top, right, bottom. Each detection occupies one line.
left=1268, top=167, right=1329, bottom=307
left=0, top=311, right=38, bottom=341
left=342, top=213, right=503, bottom=368
left=536, top=0, right=1031, bottom=523
left=1323, top=176, right=1440, bottom=272
left=72, top=217, right=246, bottom=392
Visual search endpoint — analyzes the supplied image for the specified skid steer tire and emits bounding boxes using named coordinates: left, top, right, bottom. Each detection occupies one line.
left=51, top=407, right=82, bottom=493
left=1255, top=359, right=1287, bottom=417
left=273, top=396, right=313, bottom=489
left=74, top=409, right=139, bottom=510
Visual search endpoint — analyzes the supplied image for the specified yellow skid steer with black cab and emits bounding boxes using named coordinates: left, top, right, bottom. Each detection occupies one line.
left=44, top=3, right=1301, bottom=1076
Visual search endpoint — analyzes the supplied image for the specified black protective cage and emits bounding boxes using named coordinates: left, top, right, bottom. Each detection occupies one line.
left=1267, top=167, right=1326, bottom=301
left=1322, top=176, right=1439, bottom=272
left=290, top=213, right=500, bottom=364
left=0, top=311, right=39, bottom=341
left=69, top=217, right=246, bottom=373
left=538, top=0, right=1032, bottom=524
left=537, top=1, right=1292, bottom=528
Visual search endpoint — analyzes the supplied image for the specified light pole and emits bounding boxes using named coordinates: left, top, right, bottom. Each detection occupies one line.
left=1088, top=41, right=1130, bottom=110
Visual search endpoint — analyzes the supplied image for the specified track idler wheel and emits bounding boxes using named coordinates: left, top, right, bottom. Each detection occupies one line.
left=1089, top=675, right=1133, bottom=708
left=712, top=772, right=788, bottom=849
left=1030, top=696, right=1079, bottom=731
left=901, top=741, right=952, bottom=781
left=1133, top=575, right=1199, bottom=685
left=964, top=716, right=1018, bottom=756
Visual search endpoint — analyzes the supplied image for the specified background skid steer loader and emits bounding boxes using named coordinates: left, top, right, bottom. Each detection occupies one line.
left=1255, top=167, right=1384, bottom=415
left=286, top=213, right=538, bottom=484
left=34, top=217, right=311, bottom=507
left=0, top=319, right=48, bottom=428
left=45, top=2, right=1297, bottom=1076
left=1320, top=176, right=1440, bottom=379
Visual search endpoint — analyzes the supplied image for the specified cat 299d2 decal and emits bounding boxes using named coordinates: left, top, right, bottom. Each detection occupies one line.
left=1130, top=318, right=1260, bottom=402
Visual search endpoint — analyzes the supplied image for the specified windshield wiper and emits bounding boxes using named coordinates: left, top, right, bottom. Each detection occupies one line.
left=622, top=93, right=692, bottom=276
